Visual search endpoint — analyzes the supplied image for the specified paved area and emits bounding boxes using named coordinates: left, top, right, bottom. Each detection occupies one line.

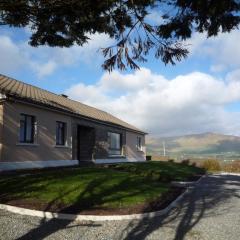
left=0, top=174, right=239, bottom=240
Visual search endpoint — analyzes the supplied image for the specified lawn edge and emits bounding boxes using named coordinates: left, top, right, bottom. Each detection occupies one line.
left=0, top=175, right=205, bottom=222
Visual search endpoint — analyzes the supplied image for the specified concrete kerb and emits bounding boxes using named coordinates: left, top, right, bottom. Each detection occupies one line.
left=220, top=172, right=240, bottom=176
left=0, top=175, right=205, bottom=222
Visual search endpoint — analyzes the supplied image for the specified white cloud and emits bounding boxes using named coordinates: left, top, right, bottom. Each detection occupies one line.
left=226, top=69, right=240, bottom=82
left=0, top=32, right=114, bottom=78
left=43, top=33, right=115, bottom=67
left=66, top=68, right=240, bottom=137
left=187, top=30, right=240, bottom=71
left=1, top=26, right=240, bottom=78
left=66, top=82, right=109, bottom=103
left=0, top=36, right=25, bottom=73
left=146, top=10, right=164, bottom=25
left=210, top=64, right=226, bottom=73
left=31, top=60, right=57, bottom=78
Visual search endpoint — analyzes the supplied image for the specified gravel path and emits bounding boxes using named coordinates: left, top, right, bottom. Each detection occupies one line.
left=0, top=174, right=239, bottom=240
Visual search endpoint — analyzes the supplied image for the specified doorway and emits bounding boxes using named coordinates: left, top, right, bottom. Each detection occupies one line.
left=77, top=125, right=95, bottom=161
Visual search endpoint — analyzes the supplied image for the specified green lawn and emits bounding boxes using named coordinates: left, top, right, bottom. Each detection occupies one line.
left=0, top=161, right=204, bottom=212
left=108, top=161, right=204, bottom=182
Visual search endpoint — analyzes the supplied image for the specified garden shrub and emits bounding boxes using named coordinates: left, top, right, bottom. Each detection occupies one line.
left=202, top=159, right=221, bottom=172
left=222, top=161, right=240, bottom=173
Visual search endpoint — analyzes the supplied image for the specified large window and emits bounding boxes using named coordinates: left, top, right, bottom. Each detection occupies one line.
left=108, top=132, right=122, bottom=155
left=19, top=114, right=36, bottom=143
left=56, top=121, right=66, bottom=145
left=137, top=136, right=142, bottom=151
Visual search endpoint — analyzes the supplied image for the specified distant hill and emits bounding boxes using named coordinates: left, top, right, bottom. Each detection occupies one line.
left=146, top=132, right=240, bottom=157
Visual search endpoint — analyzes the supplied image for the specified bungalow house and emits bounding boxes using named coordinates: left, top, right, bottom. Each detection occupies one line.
left=0, top=74, right=146, bottom=171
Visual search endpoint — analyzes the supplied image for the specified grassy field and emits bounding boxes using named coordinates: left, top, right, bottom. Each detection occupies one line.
left=0, top=162, right=204, bottom=213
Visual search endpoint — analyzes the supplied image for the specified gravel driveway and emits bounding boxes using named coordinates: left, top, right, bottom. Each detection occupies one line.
left=0, top=174, right=239, bottom=240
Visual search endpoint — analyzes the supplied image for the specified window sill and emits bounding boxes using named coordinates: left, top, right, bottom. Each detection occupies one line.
left=16, top=143, right=39, bottom=147
left=54, top=145, right=71, bottom=149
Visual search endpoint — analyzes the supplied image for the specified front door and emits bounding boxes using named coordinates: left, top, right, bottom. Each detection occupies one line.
left=77, top=126, right=95, bottom=161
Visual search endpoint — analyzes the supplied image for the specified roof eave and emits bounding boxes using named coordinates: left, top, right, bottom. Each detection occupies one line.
left=6, top=95, right=147, bottom=135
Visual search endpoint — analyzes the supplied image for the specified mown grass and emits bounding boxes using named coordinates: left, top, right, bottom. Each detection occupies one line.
left=0, top=162, right=204, bottom=210
left=108, top=161, right=204, bottom=182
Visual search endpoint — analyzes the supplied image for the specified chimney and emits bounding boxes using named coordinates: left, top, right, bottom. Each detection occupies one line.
left=60, top=94, right=68, bottom=98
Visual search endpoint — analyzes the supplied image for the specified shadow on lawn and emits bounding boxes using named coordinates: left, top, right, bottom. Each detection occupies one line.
left=6, top=173, right=240, bottom=240
left=16, top=178, right=105, bottom=240
left=121, top=174, right=240, bottom=240
left=15, top=174, right=160, bottom=240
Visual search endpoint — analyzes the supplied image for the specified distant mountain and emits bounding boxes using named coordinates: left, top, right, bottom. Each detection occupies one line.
left=146, top=132, right=240, bottom=156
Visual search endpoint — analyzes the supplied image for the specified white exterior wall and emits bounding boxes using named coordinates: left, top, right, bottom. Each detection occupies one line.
left=125, top=131, right=146, bottom=161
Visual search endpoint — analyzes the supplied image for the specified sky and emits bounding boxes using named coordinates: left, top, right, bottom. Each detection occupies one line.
left=1, top=23, right=240, bottom=137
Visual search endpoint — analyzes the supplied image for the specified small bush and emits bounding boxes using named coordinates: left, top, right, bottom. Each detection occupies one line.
left=181, top=159, right=190, bottom=165
left=222, top=161, right=240, bottom=173
left=151, top=156, right=170, bottom=161
left=202, top=159, right=221, bottom=172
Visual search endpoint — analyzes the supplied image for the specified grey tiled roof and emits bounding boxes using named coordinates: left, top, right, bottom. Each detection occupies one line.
left=0, top=74, right=145, bottom=133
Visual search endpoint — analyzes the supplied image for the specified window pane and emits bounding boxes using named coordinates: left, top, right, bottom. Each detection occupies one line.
left=115, top=134, right=120, bottom=148
left=56, top=124, right=59, bottom=144
left=108, top=132, right=121, bottom=155
left=20, top=114, right=25, bottom=121
left=56, top=121, right=66, bottom=145
left=56, top=122, right=60, bottom=145
left=19, top=120, right=25, bottom=142
left=19, top=114, right=35, bottom=143
left=109, top=133, right=120, bottom=149
left=59, top=126, right=63, bottom=144
left=26, top=116, right=33, bottom=142
left=137, top=137, right=142, bottom=149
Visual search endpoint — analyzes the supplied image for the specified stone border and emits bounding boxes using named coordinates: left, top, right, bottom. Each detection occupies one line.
left=0, top=175, right=205, bottom=222
left=220, top=172, right=240, bottom=176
